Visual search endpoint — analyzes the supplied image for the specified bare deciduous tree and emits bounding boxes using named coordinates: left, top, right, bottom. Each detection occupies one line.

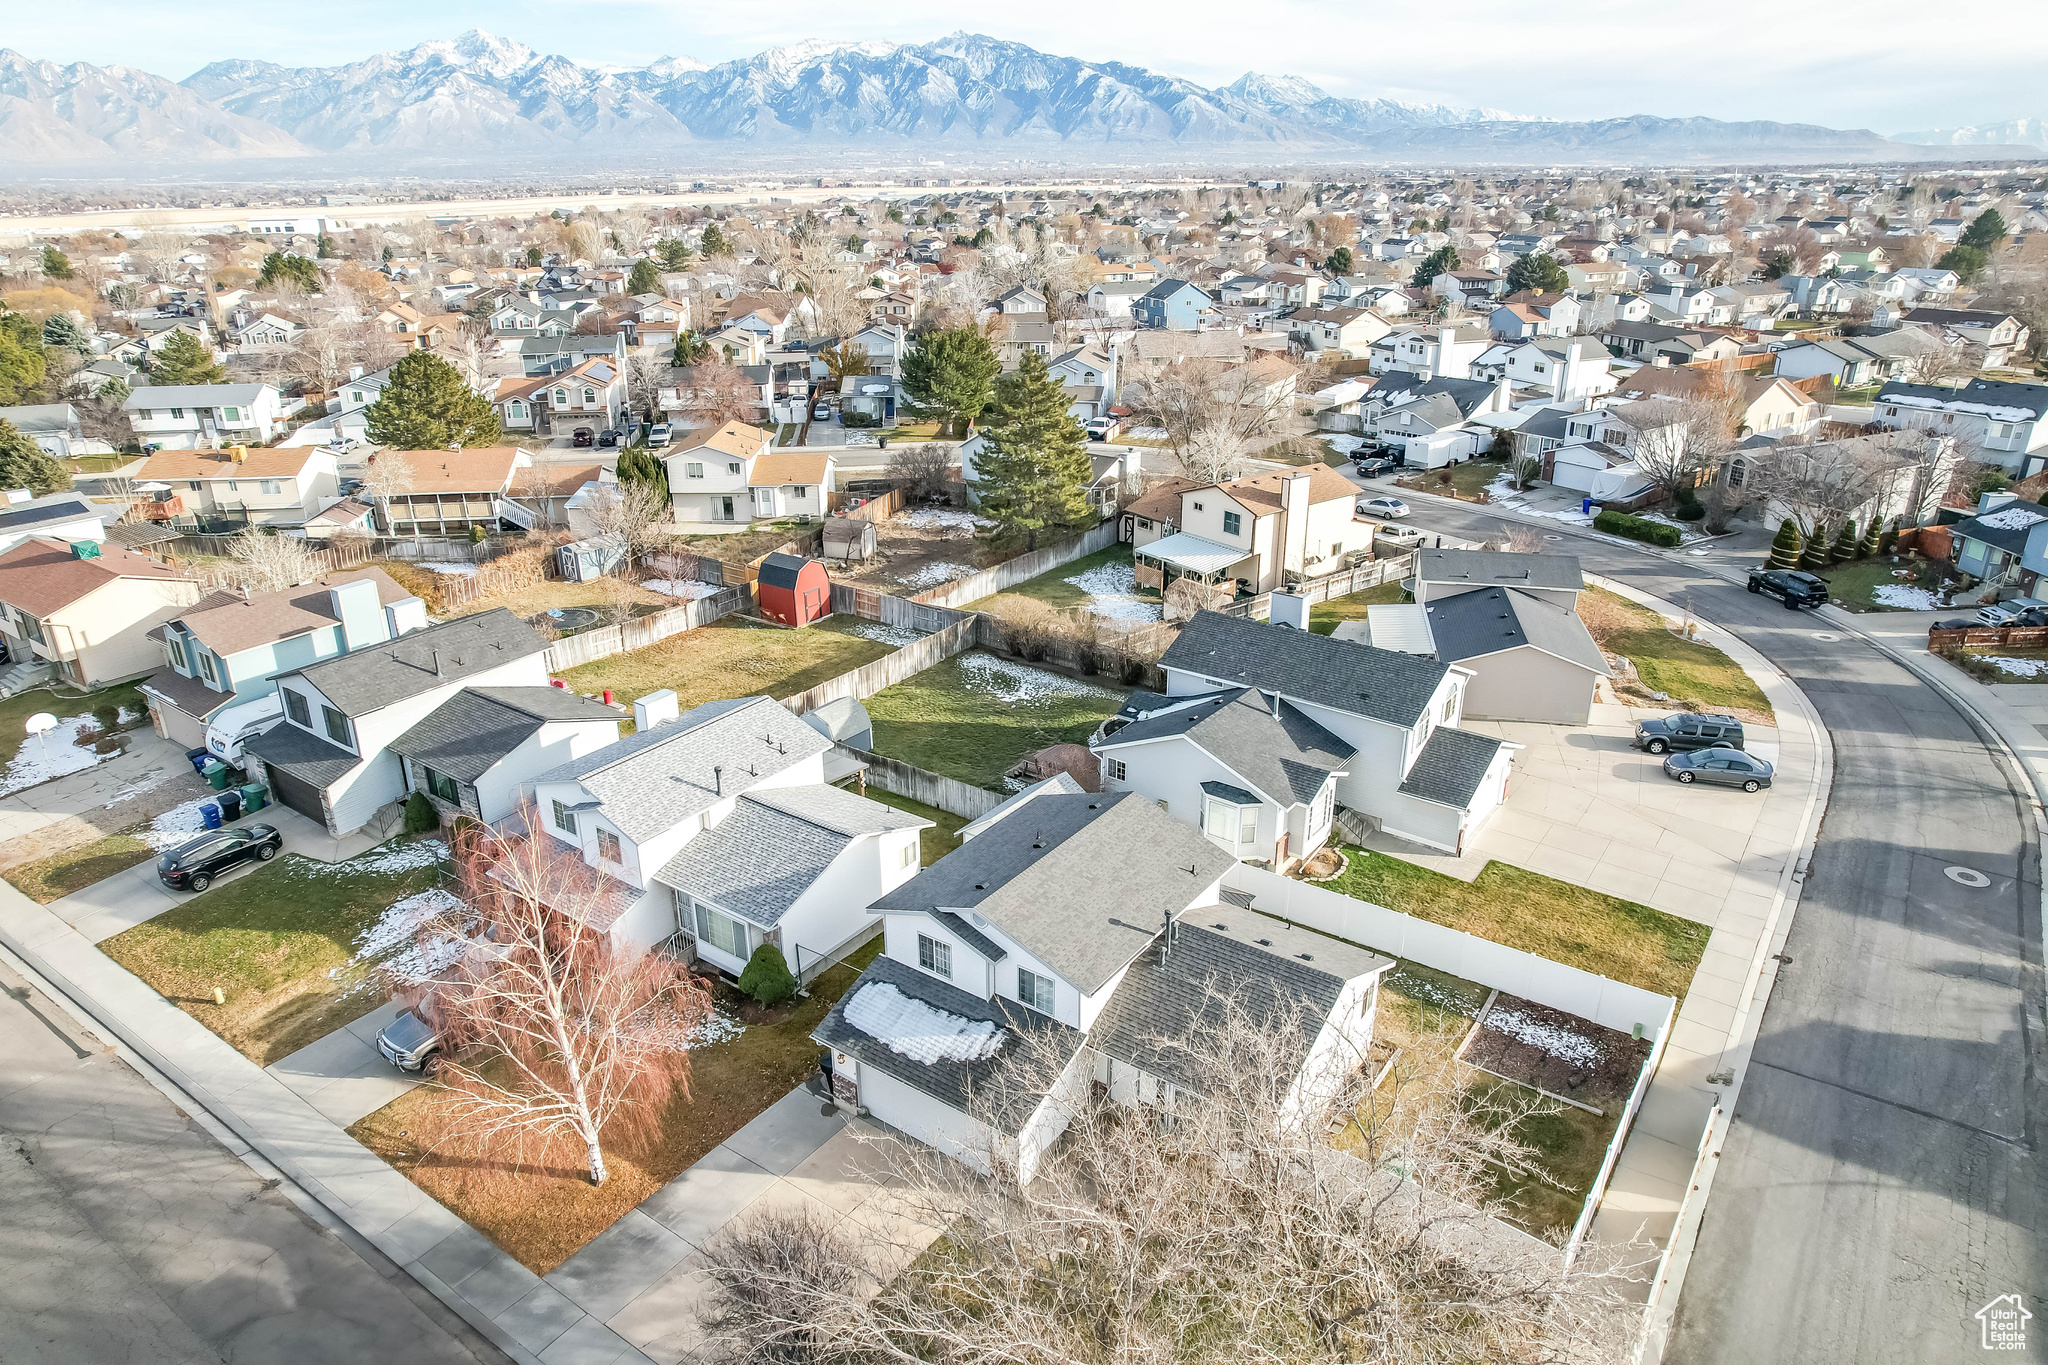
left=677, top=360, right=764, bottom=429
left=701, top=990, right=1646, bottom=1365
left=887, top=441, right=954, bottom=503
left=578, top=477, right=670, bottom=555
left=1132, top=356, right=1300, bottom=485
left=203, top=529, right=317, bottom=593
left=410, top=816, right=711, bottom=1186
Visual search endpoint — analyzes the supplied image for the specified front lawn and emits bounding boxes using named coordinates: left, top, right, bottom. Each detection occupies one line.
left=1577, top=586, right=1774, bottom=722
left=1951, top=648, right=2048, bottom=684
left=7, top=830, right=154, bottom=903
left=864, top=650, right=1124, bottom=788
left=967, top=544, right=1139, bottom=613
left=0, top=680, right=147, bottom=768
left=349, top=938, right=882, bottom=1275
left=555, top=618, right=897, bottom=723
left=1309, top=581, right=1406, bottom=635
left=1397, top=459, right=1507, bottom=501
left=1319, top=848, right=1705, bottom=1000
left=98, top=840, right=448, bottom=1066
left=859, top=788, right=969, bottom=864
left=1817, top=555, right=1948, bottom=612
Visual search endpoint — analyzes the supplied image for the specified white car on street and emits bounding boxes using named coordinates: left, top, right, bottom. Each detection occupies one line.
left=1373, top=522, right=1427, bottom=548
left=1357, top=496, right=1411, bottom=519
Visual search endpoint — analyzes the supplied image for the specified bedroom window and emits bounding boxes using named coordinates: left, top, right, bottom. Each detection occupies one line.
left=918, top=934, right=952, bottom=979
left=597, top=829, right=622, bottom=863
left=1018, top=969, right=1055, bottom=1014
left=283, top=689, right=310, bottom=726
left=552, top=800, right=578, bottom=835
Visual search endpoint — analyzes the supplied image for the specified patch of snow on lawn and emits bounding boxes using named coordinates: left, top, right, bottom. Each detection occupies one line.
left=899, top=508, right=994, bottom=533
left=296, top=838, right=449, bottom=879
left=957, top=652, right=1118, bottom=706
left=1125, top=425, right=1170, bottom=441
left=0, top=714, right=107, bottom=797
left=841, top=621, right=926, bottom=647
left=142, top=797, right=220, bottom=850
left=1063, top=559, right=1162, bottom=622
left=893, top=560, right=975, bottom=590
left=1872, top=584, right=1943, bottom=610
left=1483, top=1002, right=1604, bottom=1068
left=690, top=1008, right=747, bottom=1048
left=346, top=887, right=471, bottom=986
left=416, top=562, right=479, bottom=576
left=1324, top=433, right=1366, bottom=457
left=642, top=579, right=722, bottom=600
left=1987, top=655, right=2048, bottom=677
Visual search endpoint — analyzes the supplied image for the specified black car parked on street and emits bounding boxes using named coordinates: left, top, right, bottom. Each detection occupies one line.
left=1633, top=712, right=1746, bottom=755
left=157, top=825, right=283, bottom=892
left=1748, top=568, right=1829, bottom=609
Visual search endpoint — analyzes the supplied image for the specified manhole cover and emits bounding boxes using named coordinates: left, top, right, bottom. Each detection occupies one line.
left=1543, top=533, right=1564, bottom=541
left=1945, top=866, right=1992, bottom=888
left=1811, top=632, right=1841, bottom=642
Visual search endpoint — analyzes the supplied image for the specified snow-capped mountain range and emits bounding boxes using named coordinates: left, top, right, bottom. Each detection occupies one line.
left=0, top=30, right=2019, bottom=169
left=1892, top=117, right=2048, bottom=150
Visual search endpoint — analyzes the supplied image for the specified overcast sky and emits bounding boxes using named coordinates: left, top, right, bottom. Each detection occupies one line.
left=12, top=1, right=2041, bottom=135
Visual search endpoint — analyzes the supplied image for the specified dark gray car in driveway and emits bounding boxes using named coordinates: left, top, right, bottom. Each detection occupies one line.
left=1663, top=744, right=1774, bottom=792
left=1633, top=712, right=1745, bottom=754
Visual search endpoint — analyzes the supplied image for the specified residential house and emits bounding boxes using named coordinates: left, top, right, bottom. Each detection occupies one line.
left=245, top=609, right=553, bottom=834
left=0, top=491, right=110, bottom=554
left=1433, top=271, right=1507, bottom=306
left=1712, top=281, right=1795, bottom=330
left=133, top=445, right=340, bottom=532
left=625, top=297, right=693, bottom=351
left=1046, top=345, right=1119, bottom=422
left=1084, top=280, right=1154, bottom=318
left=985, top=286, right=1047, bottom=317
left=518, top=332, right=627, bottom=378
left=992, top=313, right=1058, bottom=371
left=662, top=421, right=831, bottom=526
left=231, top=313, right=302, bottom=350
left=815, top=788, right=1391, bottom=1182
left=1130, top=466, right=1362, bottom=597
left=0, top=539, right=200, bottom=689
left=529, top=356, right=627, bottom=438
left=0, top=404, right=91, bottom=460
left=1116, top=477, right=1202, bottom=547
left=1566, top=261, right=1629, bottom=294
left=1871, top=378, right=2048, bottom=474
left=1613, top=368, right=1820, bottom=437
left=389, top=686, right=622, bottom=826
left=367, top=446, right=536, bottom=539
left=1157, top=612, right=1515, bottom=854
left=1728, top=430, right=1958, bottom=544
left=1900, top=308, right=2030, bottom=368
left=1343, top=374, right=1512, bottom=461
left=124, top=384, right=287, bottom=450
left=1471, top=338, right=1613, bottom=403
left=1373, top=323, right=1493, bottom=381
left=1597, top=322, right=1741, bottom=366
left=141, top=569, right=425, bottom=749
left=1131, top=280, right=1217, bottom=331
left=1404, top=550, right=1610, bottom=726
left=1772, top=331, right=1949, bottom=389
left=530, top=693, right=929, bottom=976
left=1287, top=306, right=1394, bottom=358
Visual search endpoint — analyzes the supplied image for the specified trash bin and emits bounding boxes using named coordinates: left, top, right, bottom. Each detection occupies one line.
left=185, top=747, right=212, bottom=776
left=218, top=789, right=243, bottom=821
left=202, top=759, right=230, bottom=791
left=238, top=782, right=267, bottom=814
left=200, top=801, right=223, bottom=830
left=1581, top=498, right=1594, bottom=517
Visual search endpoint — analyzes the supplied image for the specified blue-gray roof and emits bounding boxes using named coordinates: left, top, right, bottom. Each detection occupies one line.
left=1424, top=588, right=1610, bottom=676
left=388, top=686, right=620, bottom=783
left=1397, top=727, right=1505, bottom=810
left=1161, top=611, right=1451, bottom=730
left=1098, top=686, right=1354, bottom=806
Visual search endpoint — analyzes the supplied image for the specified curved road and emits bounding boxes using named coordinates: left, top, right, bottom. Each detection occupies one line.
left=1380, top=497, right=2044, bottom=1364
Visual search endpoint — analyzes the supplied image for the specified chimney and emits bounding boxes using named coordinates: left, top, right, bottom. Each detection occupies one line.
left=329, top=576, right=389, bottom=649
left=348, top=364, right=364, bottom=381
left=713, top=764, right=723, bottom=796
left=1267, top=587, right=1311, bottom=630
left=430, top=649, right=443, bottom=677
left=632, top=687, right=679, bottom=733
left=1268, top=689, right=1282, bottom=719
left=1280, top=472, right=1313, bottom=579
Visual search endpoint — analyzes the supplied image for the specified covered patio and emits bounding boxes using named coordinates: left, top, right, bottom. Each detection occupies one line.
left=1133, top=531, right=1254, bottom=598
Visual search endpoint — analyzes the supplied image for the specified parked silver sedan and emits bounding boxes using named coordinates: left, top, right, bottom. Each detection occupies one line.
left=1663, top=744, right=1774, bottom=793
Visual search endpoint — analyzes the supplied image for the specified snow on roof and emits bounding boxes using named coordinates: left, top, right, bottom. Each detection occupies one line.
left=1976, top=506, right=2048, bottom=530
left=841, top=982, right=1005, bottom=1064
left=1884, top=392, right=2038, bottom=422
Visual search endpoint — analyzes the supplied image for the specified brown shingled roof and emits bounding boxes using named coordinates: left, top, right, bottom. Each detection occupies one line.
left=136, top=446, right=322, bottom=482
left=0, top=538, right=191, bottom=616
left=161, top=568, right=410, bottom=656
left=1213, top=463, right=1356, bottom=513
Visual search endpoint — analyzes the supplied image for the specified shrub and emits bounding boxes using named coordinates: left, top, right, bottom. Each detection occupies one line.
left=1878, top=521, right=1900, bottom=555
left=403, top=790, right=440, bottom=833
left=1673, top=489, right=1706, bottom=522
left=1769, top=518, right=1803, bottom=569
left=1593, top=508, right=1681, bottom=548
left=1799, top=524, right=1832, bottom=570
left=839, top=411, right=878, bottom=429
left=468, top=524, right=486, bottom=544
left=1829, top=521, right=1858, bottom=564
left=737, top=942, right=798, bottom=1006
left=1860, top=518, right=1882, bottom=558
left=92, top=701, right=122, bottom=733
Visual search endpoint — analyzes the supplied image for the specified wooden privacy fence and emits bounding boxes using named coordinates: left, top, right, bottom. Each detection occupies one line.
left=540, top=585, right=746, bottom=671
left=909, top=520, right=1120, bottom=609
left=829, top=582, right=971, bottom=634
left=780, top=614, right=982, bottom=716
left=836, top=486, right=905, bottom=523
left=1930, top=623, right=2047, bottom=653
left=839, top=745, right=1005, bottom=821
left=1215, top=552, right=1414, bottom=623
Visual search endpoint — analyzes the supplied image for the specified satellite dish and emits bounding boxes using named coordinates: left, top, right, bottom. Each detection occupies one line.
left=24, top=713, right=56, bottom=737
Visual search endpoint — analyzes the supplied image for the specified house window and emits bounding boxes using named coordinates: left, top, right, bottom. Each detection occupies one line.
left=321, top=705, right=351, bottom=746
left=597, top=829, right=623, bottom=863
left=917, top=933, right=952, bottom=979
left=425, top=766, right=458, bottom=803
left=1223, top=511, right=1242, bottom=536
left=900, top=841, right=917, bottom=869
left=1727, top=458, right=1747, bottom=489
left=137, top=409, right=152, bottom=420
left=552, top=800, right=578, bottom=835
left=1192, top=501, right=1204, bottom=511
left=791, top=485, right=809, bottom=498
left=283, top=689, right=310, bottom=726
left=695, top=902, right=747, bottom=958
left=1203, top=797, right=1256, bottom=845
left=1017, top=968, right=1055, bottom=1014
left=16, top=612, right=44, bottom=645
left=727, top=461, right=742, bottom=475
left=1137, top=518, right=1152, bottom=530
left=260, top=480, right=281, bottom=495
left=170, top=408, right=185, bottom=419
left=583, top=388, right=596, bottom=405
left=1105, top=757, right=1126, bottom=783
left=686, top=462, right=703, bottom=478
left=223, top=407, right=241, bottom=421
left=1442, top=691, right=1457, bottom=724
left=198, top=652, right=217, bottom=684
left=554, top=389, right=568, bottom=406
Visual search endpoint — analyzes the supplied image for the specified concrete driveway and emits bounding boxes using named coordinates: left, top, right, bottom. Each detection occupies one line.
left=267, top=1001, right=425, bottom=1127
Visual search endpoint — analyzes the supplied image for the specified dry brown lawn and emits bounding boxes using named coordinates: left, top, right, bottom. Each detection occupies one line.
left=1577, top=587, right=1774, bottom=724
left=554, top=618, right=895, bottom=720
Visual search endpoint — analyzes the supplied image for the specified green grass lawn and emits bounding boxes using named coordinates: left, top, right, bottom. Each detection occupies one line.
left=1321, top=848, right=1705, bottom=1000
left=1309, top=581, right=1407, bottom=635
left=0, top=681, right=147, bottom=767
left=555, top=618, right=896, bottom=723
left=1397, top=459, right=1506, bottom=500
left=865, top=649, right=1125, bottom=788
left=967, top=544, right=1138, bottom=613
left=98, top=840, right=448, bottom=1066
left=7, top=830, right=154, bottom=903
left=1578, top=586, right=1774, bottom=722
left=860, top=788, right=969, bottom=864
left=1817, top=555, right=1944, bottom=612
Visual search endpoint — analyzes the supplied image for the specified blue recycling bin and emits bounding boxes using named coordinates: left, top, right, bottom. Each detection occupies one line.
left=218, top=789, right=243, bottom=822
left=185, top=747, right=211, bottom=776
left=200, top=801, right=223, bottom=831
left=1582, top=498, right=1594, bottom=517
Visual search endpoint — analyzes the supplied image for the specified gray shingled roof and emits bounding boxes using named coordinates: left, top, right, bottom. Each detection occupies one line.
left=245, top=722, right=360, bottom=789
left=956, top=772, right=1086, bottom=842
left=388, top=686, right=620, bottom=783
left=656, top=793, right=854, bottom=928
left=1397, top=727, right=1505, bottom=810
left=1098, top=687, right=1354, bottom=806
left=282, top=609, right=548, bottom=717
left=872, top=792, right=1236, bottom=995
left=1424, top=588, right=1611, bottom=676
left=1089, top=916, right=1392, bottom=1095
left=1414, top=549, right=1583, bottom=593
left=1161, top=611, right=1450, bottom=730
left=814, top=955, right=1086, bottom=1136
left=536, top=696, right=831, bottom=844
left=928, top=910, right=1006, bottom=963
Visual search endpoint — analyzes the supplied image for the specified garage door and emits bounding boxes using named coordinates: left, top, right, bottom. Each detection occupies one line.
left=265, top=761, right=327, bottom=827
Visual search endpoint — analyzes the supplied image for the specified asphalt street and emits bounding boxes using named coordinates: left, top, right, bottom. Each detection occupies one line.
left=1380, top=491, right=2046, bottom=1362
left=0, top=957, right=504, bottom=1365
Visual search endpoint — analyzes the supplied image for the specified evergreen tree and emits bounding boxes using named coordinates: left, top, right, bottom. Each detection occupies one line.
left=364, top=350, right=501, bottom=450
left=403, top=791, right=440, bottom=834
left=617, top=446, right=670, bottom=501
left=96, top=377, right=130, bottom=406
left=1412, top=243, right=1461, bottom=287
left=1768, top=518, right=1803, bottom=570
left=1829, top=520, right=1857, bottom=563
left=672, top=331, right=712, bottom=367
left=42, top=313, right=91, bottom=355
left=902, top=327, right=1002, bottom=438
left=699, top=224, right=731, bottom=258
left=1860, top=518, right=1883, bottom=557
left=150, top=330, right=229, bottom=385
left=525, top=245, right=543, bottom=267
left=1960, top=209, right=2008, bottom=252
left=656, top=238, right=693, bottom=270
left=1506, top=252, right=1570, bottom=295
left=1326, top=246, right=1353, bottom=275
left=1761, top=250, right=1796, bottom=280
left=316, top=234, right=337, bottom=258
left=1937, top=244, right=1989, bottom=284
left=0, top=313, right=48, bottom=405
left=736, top=942, right=797, bottom=1006
left=627, top=258, right=660, bottom=294
left=1798, top=524, right=1832, bottom=571
left=257, top=251, right=320, bottom=291
left=40, top=246, right=74, bottom=280
left=0, top=420, right=73, bottom=496
left=969, top=351, right=1094, bottom=550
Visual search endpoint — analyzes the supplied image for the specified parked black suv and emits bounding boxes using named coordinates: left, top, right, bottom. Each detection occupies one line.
left=1748, top=568, right=1829, bottom=609
left=157, top=825, right=283, bottom=892
left=1354, top=455, right=1400, bottom=478
left=1634, top=713, right=1745, bottom=755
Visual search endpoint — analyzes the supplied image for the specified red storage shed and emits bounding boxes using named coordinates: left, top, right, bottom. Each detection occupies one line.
left=756, top=552, right=831, bottom=627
